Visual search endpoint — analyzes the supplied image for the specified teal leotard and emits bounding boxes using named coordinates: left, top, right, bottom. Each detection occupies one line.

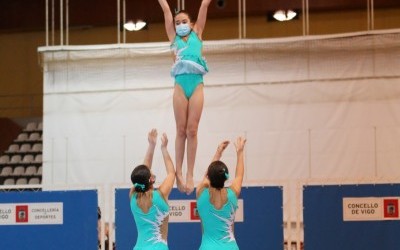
left=171, top=31, right=209, bottom=99
left=130, top=190, right=169, bottom=250
left=197, top=188, right=239, bottom=250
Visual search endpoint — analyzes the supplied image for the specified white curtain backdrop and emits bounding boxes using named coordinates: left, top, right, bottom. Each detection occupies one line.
left=39, top=30, right=400, bottom=187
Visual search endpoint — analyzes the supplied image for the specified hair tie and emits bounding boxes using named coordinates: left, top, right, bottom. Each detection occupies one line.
left=134, top=183, right=145, bottom=191
left=224, top=172, right=229, bottom=180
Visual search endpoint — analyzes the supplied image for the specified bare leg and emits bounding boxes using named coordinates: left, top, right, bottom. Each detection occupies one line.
left=185, top=84, right=204, bottom=195
left=173, top=84, right=189, bottom=193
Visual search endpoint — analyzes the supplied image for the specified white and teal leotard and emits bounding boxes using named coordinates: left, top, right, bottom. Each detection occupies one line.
left=197, top=188, right=239, bottom=250
left=130, top=190, right=169, bottom=250
left=171, top=31, right=209, bottom=99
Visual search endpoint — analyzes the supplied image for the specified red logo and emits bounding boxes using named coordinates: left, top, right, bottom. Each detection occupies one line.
left=190, top=202, right=200, bottom=220
left=16, top=205, right=29, bottom=223
left=383, top=199, right=399, bottom=218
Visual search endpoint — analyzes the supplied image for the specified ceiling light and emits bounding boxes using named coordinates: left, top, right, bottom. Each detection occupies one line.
left=123, top=20, right=147, bottom=31
left=273, top=10, right=297, bottom=22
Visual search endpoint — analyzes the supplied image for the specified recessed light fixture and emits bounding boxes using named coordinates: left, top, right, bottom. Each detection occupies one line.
left=273, top=10, right=297, bottom=22
left=123, top=20, right=147, bottom=31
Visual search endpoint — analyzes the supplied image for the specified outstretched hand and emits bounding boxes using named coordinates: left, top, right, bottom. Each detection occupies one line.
left=212, top=140, right=229, bottom=162
left=234, top=137, right=247, bottom=153
left=148, top=129, right=158, bottom=146
left=161, top=133, right=168, bottom=148
left=217, top=140, right=230, bottom=154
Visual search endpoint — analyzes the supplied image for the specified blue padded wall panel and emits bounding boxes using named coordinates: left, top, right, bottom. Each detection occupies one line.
left=304, top=184, right=400, bottom=250
left=0, top=190, right=98, bottom=250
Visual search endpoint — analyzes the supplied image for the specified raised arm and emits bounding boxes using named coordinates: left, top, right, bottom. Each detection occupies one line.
left=196, top=171, right=210, bottom=198
left=229, top=137, right=246, bottom=197
left=143, top=129, right=157, bottom=169
left=158, top=133, right=176, bottom=200
left=129, top=129, right=157, bottom=199
left=193, top=0, right=213, bottom=39
left=157, top=0, right=176, bottom=42
left=211, top=140, right=229, bottom=162
left=196, top=140, right=229, bottom=198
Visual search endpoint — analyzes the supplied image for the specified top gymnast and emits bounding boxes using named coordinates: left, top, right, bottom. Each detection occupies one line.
left=157, top=0, right=213, bottom=194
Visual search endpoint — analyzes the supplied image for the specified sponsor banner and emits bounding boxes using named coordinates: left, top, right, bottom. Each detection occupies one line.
left=0, top=203, right=63, bottom=225
left=343, top=197, right=400, bottom=221
left=169, top=199, right=244, bottom=223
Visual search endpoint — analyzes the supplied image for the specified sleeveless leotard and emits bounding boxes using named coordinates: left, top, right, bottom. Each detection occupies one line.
left=171, top=31, right=208, bottom=99
left=130, top=190, right=169, bottom=250
left=197, top=188, right=239, bottom=250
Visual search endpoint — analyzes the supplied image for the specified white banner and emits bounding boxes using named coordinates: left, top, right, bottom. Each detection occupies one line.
left=168, top=199, right=244, bottom=223
left=343, top=197, right=399, bottom=221
left=0, top=203, right=63, bottom=225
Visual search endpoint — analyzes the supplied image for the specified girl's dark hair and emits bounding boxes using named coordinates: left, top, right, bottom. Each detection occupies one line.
left=131, top=165, right=151, bottom=193
left=207, top=160, right=229, bottom=189
left=174, top=10, right=192, bottom=21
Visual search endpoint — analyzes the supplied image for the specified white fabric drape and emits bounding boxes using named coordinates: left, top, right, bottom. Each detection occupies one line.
left=39, top=30, right=400, bottom=186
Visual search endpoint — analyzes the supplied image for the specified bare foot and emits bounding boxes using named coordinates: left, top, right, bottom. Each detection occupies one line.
left=185, top=174, right=194, bottom=195
left=176, top=173, right=186, bottom=193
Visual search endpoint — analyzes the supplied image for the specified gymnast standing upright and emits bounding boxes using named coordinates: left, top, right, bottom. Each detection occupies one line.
left=129, top=129, right=175, bottom=250
left=157, top=0, right=213, bottom=195
left=196, top=137, right=247, bottom=249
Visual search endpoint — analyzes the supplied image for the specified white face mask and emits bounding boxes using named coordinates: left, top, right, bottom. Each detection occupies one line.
left=176, top=23, right=191, bottom=37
